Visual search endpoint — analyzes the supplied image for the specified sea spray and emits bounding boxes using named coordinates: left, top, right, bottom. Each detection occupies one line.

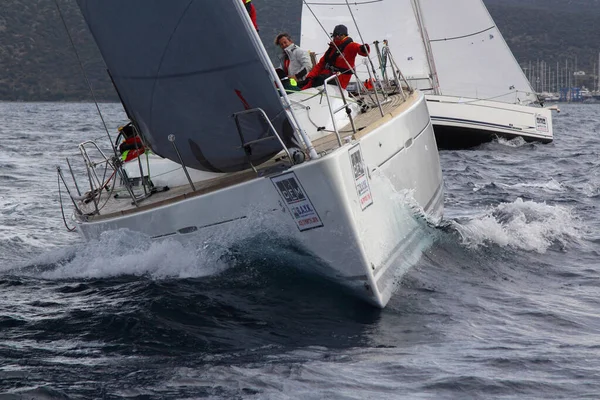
left=451, top=198, right=584, bottom=253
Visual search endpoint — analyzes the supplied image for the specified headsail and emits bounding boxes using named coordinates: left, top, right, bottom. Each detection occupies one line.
left=76, top=0, right=298, bottom=172
left=300, top=0, right=431, bottom=87
left=417, top=0, right=537, bottom=104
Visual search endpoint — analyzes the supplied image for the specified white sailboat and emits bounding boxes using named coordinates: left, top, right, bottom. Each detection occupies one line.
left=301, top=0, right=554, bottom=149
left=57, top=0, right=444, bottom=308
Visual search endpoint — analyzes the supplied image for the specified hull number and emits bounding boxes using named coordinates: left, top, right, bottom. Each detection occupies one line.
left=271, top=172, right=323, bottom=231
left=535, top=115, right=549, bottom=133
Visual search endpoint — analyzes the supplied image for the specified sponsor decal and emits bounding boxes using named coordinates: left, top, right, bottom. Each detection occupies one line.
left=535, top=114, right=549, bottom=133
left=349, top=145, right=373, bottom=210
left=271, top=172, right=323, bottom=231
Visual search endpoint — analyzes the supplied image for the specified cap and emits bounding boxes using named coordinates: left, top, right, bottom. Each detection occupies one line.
left=332, top=24, right=348, bottom=37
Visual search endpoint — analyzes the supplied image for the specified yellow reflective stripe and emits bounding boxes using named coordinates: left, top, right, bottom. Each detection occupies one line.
left=245, top=0, right=251, bottom=3
left=289, top=78, right=297, bottom=87
left=121, top=150, right=129, bottom=161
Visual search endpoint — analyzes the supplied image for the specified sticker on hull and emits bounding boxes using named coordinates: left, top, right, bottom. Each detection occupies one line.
left=271, top=172, right=323, bottom=231
left=349, top=144, right=373, bottom=210
left=535, top=114, right=549, bottom=133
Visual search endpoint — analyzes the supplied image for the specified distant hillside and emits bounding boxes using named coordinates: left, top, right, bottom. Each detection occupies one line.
left=0, top=0, right=598, bottom=101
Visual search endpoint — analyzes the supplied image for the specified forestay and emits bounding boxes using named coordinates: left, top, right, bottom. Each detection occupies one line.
left=300, top=0, right=431, bottom=85
left=418, top=0, right=537, bottom=104
left=76, top=0, right=298, bottom=172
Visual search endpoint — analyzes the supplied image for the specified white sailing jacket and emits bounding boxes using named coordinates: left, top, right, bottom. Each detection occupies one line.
left=278, top=43, right=313, bottom=80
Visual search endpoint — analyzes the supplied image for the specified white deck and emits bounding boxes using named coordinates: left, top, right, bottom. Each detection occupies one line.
left=78, top=91, right=417, bottom=222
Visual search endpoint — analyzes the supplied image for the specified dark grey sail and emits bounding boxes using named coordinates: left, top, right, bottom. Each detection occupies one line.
left=77, top=0, right=298, bottom=172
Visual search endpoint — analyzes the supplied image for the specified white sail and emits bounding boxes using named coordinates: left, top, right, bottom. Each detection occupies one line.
left=300, top=0, right=431, bottom=85
left=418, top=0, right=537, bottom=104
left=76, top=0, right=298, bottom=173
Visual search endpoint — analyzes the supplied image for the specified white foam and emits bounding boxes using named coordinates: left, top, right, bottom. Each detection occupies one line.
left=27, top=229, right=232, bottom=280
left=495, top=136, right=528, bottom=147
left=501, top=178, right=564, bottom=192
left=452, top=198, right=585, bottom=253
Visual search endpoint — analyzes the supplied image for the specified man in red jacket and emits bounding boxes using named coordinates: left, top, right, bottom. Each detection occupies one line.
left=242, top=0, right=258, bottom=32
left=302, top=24, right=370, bottom=90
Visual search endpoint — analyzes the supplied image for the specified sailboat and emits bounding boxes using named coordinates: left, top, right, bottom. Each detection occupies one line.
left=301, top=0, right=554, bottom=149
left=57, top=0, right=444, bottom=308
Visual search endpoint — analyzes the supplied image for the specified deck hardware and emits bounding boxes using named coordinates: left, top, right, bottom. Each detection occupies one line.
left=168, top=134, right=196, bottom=192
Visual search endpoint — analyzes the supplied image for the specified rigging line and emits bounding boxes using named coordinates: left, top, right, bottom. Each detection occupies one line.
left=57, top=172, right=77, bottom=232
left=429, top=26, right=495, bottom=42
left=52, top=0, right=117, bottom=158
left=344, top=0, right=385, bottom=116
left=302, top=0, right=359, bottom=81
left=302, top=0, right=380, bottom=110
left=444, top=89, right=527, bottom=104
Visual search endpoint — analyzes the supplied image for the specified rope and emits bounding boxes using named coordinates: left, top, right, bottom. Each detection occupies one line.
left=57, top=171, right=77, bottom=232
left=439, top=89, right=534, bottom=104
left=52, top=0, right=118, bottom=157
left=95, top=168, right=118, bottom=211
left=302, top=1, right=359, bottom=80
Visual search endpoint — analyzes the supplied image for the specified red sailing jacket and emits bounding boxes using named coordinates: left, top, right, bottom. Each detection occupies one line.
left=303, top=36, right=370, bottom=90
left=242, top=0, right=258, bottom=31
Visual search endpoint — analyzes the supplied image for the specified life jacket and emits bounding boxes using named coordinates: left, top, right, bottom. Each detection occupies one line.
left=323, top=38, right=354, bottom=75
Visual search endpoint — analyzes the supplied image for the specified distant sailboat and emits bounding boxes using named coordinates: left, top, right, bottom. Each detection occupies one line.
left=301, top=0, right=554, bottom=149
left=56, top=0, right=444, bottom=308
left=410, top=0, right=555, bottom=148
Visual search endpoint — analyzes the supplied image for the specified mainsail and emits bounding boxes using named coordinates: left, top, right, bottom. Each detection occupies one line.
left=417, top=0, right=538, bottom=104
left=76, top=0, right=298, bottom=172
left=300, top=0, right=431, bottom=86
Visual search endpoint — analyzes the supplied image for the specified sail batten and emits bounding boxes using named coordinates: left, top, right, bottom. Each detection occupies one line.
left=77, top=0, right=296, bottom=172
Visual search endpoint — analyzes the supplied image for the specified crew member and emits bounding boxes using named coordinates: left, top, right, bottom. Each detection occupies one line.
left=243, top=0, right=258, bottom=32
left=117, top=123, right=145, bottom=162
left=302, top=24, right=370, bottom=90
left=275, top=32, right=312, bottom=84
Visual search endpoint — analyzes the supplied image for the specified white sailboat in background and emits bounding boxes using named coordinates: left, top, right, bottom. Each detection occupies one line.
left=56, top=0, right=444, bottom=308
left=416, top=0, right=554, bottom=148
left=302, top=0, right=554, bottom=149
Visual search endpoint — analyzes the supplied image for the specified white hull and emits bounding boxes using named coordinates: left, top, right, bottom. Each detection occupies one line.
left=74, top=92, right=443, bottom=308
left=426, top=94, right=554, bottom=149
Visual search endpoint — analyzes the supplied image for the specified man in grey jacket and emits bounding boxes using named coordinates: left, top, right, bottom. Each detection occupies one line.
left=274, top=33, right=313, bottom=84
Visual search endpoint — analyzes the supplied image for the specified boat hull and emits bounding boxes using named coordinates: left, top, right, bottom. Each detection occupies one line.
left=75, top=92, right=443, bottom=308
left=426, top=95, right=554, bottom=149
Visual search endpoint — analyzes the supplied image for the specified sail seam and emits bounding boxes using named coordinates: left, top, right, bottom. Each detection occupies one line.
left=429, top=26, right=495, bottom=42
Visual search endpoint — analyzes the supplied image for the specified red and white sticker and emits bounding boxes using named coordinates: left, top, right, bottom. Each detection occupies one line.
left=271, top=172, right=323, bottom=232
left=349, top=145, right=373, bottom=210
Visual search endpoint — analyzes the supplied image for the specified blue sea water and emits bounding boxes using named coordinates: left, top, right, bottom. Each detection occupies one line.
left=0, top=102, right=599, bottom=399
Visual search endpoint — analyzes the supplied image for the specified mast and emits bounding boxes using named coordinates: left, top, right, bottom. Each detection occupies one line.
left=411, top=0, right=440, bottom=94
left=556, top=61, right=559, bottom=94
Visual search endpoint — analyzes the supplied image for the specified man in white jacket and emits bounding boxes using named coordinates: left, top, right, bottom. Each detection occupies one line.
left=274, top=33, right=313, bottom=85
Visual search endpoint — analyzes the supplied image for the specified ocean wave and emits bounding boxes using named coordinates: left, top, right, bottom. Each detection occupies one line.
left=451, top=198, right=585, bottom=253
